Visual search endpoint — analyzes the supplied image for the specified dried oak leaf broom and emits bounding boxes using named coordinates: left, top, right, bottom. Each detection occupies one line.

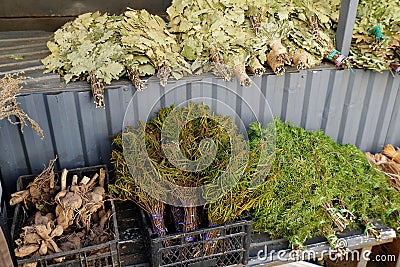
left=0, top=73, right=44, bottom=139
left=42, top=12, right=125, bottom=108
left=119, top=9, right=191, bottom=87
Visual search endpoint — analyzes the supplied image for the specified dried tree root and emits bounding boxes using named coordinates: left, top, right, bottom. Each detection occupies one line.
left=9, top=190, right=30, bottom=206
left=90, top=72, right=105, bottom=108
left=234, top=65, right=251, bottom=87
left=0, top=73, right=44, bottom=139
left=383, top=144, right=400, bottom=163
left=99, top=168, right=106, bottom=188
left=13, top=167, right=113, bottom=264
left=127, top=67, right=147, bottom=91
left=10, top=156, right=57, bottom=207
left=365, top=149, right=400, bottom=192
left=292, top=52, right=309, bottom=70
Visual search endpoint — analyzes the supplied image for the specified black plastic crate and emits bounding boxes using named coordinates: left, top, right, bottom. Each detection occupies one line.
left=140, top=209, right=252, bottom=267
left=115, top=201, right=150, bottom=267
left=11, top=165, right=120, bottom=267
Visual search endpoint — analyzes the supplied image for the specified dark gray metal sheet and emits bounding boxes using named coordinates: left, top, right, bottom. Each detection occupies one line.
left=46, top=91, right=85, bottom=169
left=303, top=70, right=331, bottom=131
left=284, top=71, right=307, bottom=126
left=18, top=94, right=56, bottom=174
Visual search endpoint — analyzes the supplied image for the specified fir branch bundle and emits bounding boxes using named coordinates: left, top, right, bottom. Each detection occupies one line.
left=208, top=118, right=400, bottom=249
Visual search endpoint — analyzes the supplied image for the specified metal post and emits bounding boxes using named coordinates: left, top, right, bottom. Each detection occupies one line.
left=336, top=0, right=360, bottom=56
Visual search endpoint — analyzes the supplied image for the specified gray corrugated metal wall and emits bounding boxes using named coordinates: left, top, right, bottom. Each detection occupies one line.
left=1, top=31, right=400, bottom=199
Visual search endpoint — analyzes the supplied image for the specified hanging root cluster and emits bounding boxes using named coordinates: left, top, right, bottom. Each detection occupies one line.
left=10, top=157, right=57, bottom=210
left=11, top=159, right=114, bottom=265
left=0, top=73, right=43, bottom=138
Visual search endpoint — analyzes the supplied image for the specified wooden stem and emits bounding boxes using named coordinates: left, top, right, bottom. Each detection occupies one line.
left=248, top=57, right=265, bottom=76
left=90, top=72, right=105, bottom=108
left=234, top=65, right=251, bottom=87
left=127, top=67, right=146, bottom=91
left=99, top=168, right=106, bottom=188
left=250, top=15, right=262, bottom=36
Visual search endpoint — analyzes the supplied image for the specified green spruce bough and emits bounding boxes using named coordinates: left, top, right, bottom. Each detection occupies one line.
left=208, top=119, right=400, bottom=250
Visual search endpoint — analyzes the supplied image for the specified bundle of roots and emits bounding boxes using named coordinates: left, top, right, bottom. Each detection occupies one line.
left=11, top=160, right=113, bottom=265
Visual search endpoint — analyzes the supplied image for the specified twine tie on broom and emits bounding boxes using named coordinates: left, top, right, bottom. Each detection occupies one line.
left=327, top=50, right=355, bottom=73
left=150, top=214, right=167, bottom=236
left=370, top=23, right=383, bottom=44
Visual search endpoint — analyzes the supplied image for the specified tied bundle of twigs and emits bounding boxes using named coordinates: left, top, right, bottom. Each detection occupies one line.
left=366, top=144, right=400, bottom=192
left=108, top=133, right=170, bottom=243
left=0, top=73, right=43, bottom=139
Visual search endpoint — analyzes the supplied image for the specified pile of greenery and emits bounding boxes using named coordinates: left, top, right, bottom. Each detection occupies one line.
left=351, top=0, right=400, bottom=72
left=109, top=102, right=249, bottom=237
left=208, top=119, right=400, bottom=249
